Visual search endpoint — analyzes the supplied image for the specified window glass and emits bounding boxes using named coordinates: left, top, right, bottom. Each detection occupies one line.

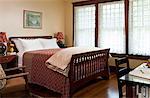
left=74, top=5, right=95, bottom=47
left=98, top=1, right=125, bottom=53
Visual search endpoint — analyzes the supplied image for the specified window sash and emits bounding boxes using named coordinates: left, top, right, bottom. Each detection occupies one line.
left=74, top=5, right=95, bottom=47
left=98, top=1, right=125, bottom=54
left=129, top=0, right=150, bottom=56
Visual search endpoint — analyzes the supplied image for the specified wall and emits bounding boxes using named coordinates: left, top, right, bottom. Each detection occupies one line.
left=0, top=0, right=65, bottom=37
left=64, top=0, right=73, bottom=46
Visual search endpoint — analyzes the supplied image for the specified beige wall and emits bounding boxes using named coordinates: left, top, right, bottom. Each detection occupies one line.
left=64, top=0, right=73, bottom=46
left=0, top=0, right=65, bottom=38
left=72, top=0, right=88, bottom=2
left=0, top=0, right=74, bottom=46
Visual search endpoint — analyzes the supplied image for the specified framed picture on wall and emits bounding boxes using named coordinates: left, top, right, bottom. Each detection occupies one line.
left=23, top=10, right=42, bottom=29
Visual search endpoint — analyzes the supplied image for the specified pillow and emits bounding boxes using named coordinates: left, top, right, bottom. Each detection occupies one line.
left=39, top=38, right=59, bottom=49
left=0, top=64, right=6, bottom=89
left=11, top=39, right=24, bottom=53
left=18, top=39, right=43, bottom=51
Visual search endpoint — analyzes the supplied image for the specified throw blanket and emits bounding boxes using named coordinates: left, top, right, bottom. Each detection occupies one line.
left=46, top=47, right=104, bottom=76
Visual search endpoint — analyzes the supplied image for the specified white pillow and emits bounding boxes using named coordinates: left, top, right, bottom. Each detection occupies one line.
left=11, top=39, right=24, bottom=53
left=39, top=38, right=59, bottom=49
left=19, top=39, right=44, bottom=51
left=0, top=64, right=6, bottom=89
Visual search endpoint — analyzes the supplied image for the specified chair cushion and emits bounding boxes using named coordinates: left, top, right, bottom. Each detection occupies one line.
left=0, top=64, right=6, bottom=89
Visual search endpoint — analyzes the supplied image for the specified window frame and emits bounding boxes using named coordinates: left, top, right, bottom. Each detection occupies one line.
left=73, top=0, right=150, bottom=59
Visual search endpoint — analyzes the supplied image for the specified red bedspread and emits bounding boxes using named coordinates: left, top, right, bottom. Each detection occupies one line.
left=23, top=49, right=70, bottom=98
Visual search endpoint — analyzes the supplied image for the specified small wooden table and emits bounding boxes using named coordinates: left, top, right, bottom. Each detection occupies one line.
left=0, top=54, right=17, bottom=69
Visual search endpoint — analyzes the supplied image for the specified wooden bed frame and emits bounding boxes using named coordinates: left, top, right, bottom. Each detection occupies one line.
left=9, top=36, right=110, bottom=97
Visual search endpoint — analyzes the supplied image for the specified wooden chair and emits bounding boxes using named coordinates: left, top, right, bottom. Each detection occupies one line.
left=0, top=66, right=29, bottom=97
left=115, top=57, right=131, bottom=98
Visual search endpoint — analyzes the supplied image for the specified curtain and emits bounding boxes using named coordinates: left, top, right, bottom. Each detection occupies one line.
left=98, top=1, right=125, bottom=53
left=129, top=0, right=150, bottom=56
left=74, top=5, right=95, bottom=47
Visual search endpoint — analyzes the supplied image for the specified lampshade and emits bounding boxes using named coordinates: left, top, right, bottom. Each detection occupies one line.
left=0, top=32, right=8, bottom=42
left=54, top=32, right=64, bottom=41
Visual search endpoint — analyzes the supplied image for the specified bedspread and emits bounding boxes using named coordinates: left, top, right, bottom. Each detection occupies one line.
left=23, top=49, right=70, bottom=98
left=46, top=47, right=103, bottom=77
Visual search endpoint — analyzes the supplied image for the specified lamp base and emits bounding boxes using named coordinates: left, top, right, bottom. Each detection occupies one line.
left=57, top=41, right=66, bottom=48
left=0, top=43, right=6, bottom=56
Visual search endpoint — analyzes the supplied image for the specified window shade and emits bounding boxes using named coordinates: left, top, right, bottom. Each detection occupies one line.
left=74, top=5, right=95, bottom=47
left=129, top=0, right=150, bottom=56
left=98, top=1, right=125, bottom=53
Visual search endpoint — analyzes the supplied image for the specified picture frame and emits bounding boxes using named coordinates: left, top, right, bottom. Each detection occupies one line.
left=23, top=10, right=42, bottom=29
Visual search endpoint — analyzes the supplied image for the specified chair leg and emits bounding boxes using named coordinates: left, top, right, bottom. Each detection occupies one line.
left=0, top=92, right=2, bottom=98
left=118, top=84, right=123, bottom=98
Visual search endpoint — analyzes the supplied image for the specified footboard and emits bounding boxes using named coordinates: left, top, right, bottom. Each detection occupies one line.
left=69, top=48, right=110, bottom=96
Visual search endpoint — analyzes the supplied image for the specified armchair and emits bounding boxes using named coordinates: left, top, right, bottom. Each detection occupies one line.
left=0, top=65, right=29, bottom=97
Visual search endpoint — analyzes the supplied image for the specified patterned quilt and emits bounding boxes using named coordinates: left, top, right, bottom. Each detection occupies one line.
left=23, top=49, right=70, bottom=98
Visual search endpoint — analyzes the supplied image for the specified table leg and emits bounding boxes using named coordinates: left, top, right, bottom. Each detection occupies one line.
left=126, top=83, right=137, bottom=98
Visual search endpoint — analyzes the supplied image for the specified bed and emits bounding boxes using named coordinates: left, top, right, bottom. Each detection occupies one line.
left=9, top=36, right=110, bottom=98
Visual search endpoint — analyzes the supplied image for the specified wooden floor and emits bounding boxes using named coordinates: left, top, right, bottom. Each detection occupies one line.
left=5, top=73, right=119, bottom=98
left=73, top=73, right=119, bottom=98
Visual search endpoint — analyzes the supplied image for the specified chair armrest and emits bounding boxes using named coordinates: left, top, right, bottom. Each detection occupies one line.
left=0, top=72, right=29, bottom=80
left=4, top=66, right=26, bottom=72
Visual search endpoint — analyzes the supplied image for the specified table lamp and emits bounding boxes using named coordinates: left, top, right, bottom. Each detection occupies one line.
left=0, top=32, right=8, bottom=55
left=54, top=32, right=64, bottom=41
left=54, top=32, right=66, bottom=48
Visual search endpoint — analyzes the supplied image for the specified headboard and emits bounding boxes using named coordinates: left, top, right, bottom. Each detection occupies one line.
left=9, top=36, right=52, bottom=52
left=9, top=36, right=52, bottom=40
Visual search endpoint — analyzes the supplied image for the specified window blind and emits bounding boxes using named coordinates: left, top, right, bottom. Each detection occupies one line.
left=98, top=1, right=125, bottom=53
left=129, top=0, right=150, bottom=56
left=74, top=5, right=95, bottom=47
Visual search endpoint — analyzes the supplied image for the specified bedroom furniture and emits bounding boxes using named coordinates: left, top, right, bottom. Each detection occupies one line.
left=115, top=57, right=131, bottom=98
left=0, top=65, right=29, bottom=97
left=0, top=32, right=8, bottom=56
left=0, top=54, right=17, bottom=69
left=120, top=63, right=150, bottom=98
left=54, top=32, right=66, bottom=48
left=54, top=32, right=64, bottom=41
left=9, top=36, right=52, bottom=53
left=9, top=36, right=110, bottom=98
left=8, top=43, right=15, bottom=53
left=57, top=41, right=67, bottom=48
left=108, top=57, right=148, bottom=70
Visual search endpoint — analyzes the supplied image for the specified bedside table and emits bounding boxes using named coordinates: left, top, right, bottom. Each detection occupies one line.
left=0, top=54, right=18, bottom=69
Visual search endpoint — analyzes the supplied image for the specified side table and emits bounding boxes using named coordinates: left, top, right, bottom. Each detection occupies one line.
left=0, top=54, right=18, bottom=69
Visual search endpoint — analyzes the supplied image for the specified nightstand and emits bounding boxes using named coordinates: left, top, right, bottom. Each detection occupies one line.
left=0, top=54, right=18, bottom=69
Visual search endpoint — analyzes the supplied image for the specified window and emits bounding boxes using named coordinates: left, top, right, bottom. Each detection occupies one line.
left=129, top=0, right=150, bottom=56
left=74, top=5, right=95, bottom=47
left=98, top=1, right=125, bottom=54
left=73, top=0, right=150, bottom=57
